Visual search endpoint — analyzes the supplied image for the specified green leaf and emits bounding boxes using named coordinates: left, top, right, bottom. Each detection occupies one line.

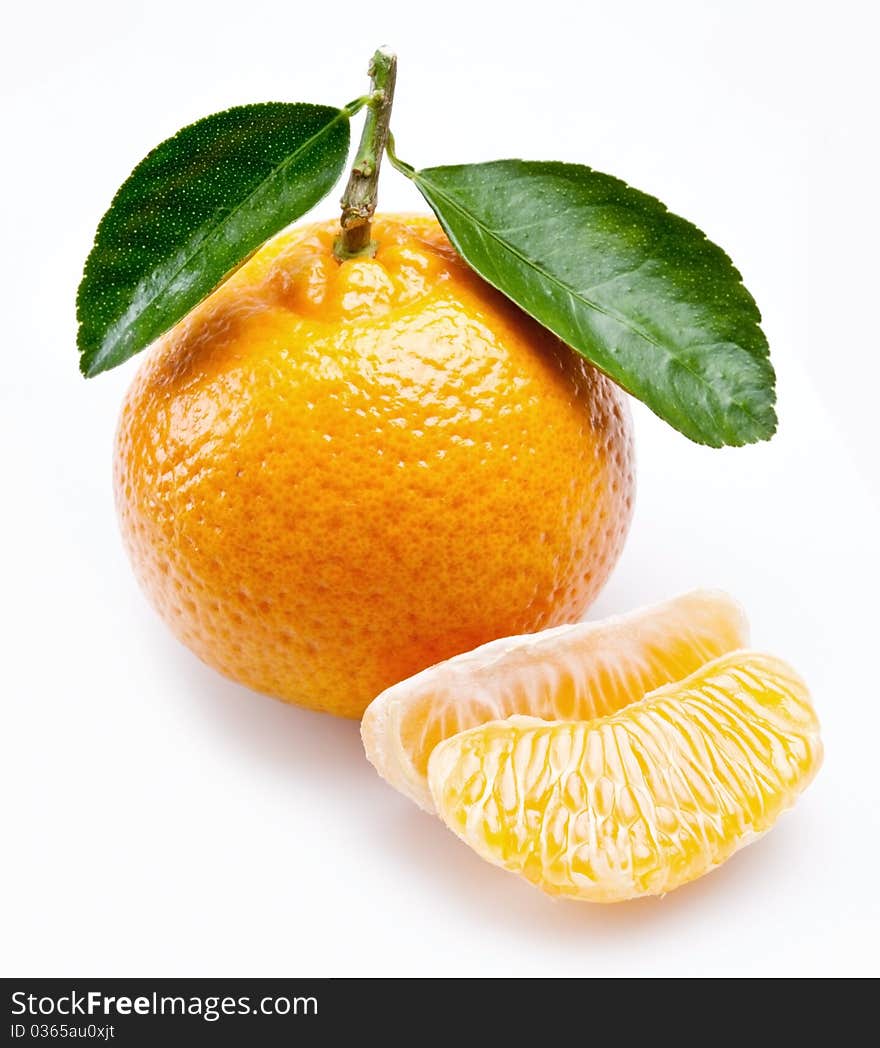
left=77, top=103, right=350, bottom=376
left=409, top=160, right=776, bottom=446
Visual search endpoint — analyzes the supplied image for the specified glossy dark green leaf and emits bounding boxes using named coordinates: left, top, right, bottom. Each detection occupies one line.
left=77, top=103, right=350, bottom=376
left=410, top=160, right=776, bottom=446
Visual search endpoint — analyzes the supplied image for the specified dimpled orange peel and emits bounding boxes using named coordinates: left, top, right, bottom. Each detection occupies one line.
left=428, top=650, right=822, bottom=902
left=362, top=590, right=748, bottom=811
left=114, top=214, right=635, bottom=717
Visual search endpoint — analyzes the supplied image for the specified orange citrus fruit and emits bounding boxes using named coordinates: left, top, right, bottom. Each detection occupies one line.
left=114, top=214, right=635, bottom=718
left=362, top=590, right=748, bottom=810
left=429, top=651, right=822, bottom=901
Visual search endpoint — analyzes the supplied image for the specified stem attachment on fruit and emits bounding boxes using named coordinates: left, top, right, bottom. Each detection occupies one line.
left=334, top=48, right=397, bottom=260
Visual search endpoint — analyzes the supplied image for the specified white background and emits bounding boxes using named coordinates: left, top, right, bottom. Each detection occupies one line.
left=3, top=0, right=878, bottom=977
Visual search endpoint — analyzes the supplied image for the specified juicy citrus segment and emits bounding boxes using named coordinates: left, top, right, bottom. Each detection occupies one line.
left=361, top=590, right=748, bottom=810
left=427, top=652, right=822, bottom=902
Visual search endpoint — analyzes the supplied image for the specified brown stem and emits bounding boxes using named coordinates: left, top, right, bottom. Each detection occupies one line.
left=334, top=48, right=397, bottom=260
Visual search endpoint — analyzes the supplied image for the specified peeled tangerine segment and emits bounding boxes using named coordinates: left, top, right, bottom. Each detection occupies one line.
left=362, top=590, right=748, bottom=811
left=428, top=652, right=822, bottom=902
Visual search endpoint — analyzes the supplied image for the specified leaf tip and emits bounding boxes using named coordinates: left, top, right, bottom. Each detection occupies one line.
left=79, top=353, right=100, bottom=379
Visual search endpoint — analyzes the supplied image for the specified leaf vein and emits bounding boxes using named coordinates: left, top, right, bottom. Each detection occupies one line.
left=417, top=173, right=770, bottom=440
